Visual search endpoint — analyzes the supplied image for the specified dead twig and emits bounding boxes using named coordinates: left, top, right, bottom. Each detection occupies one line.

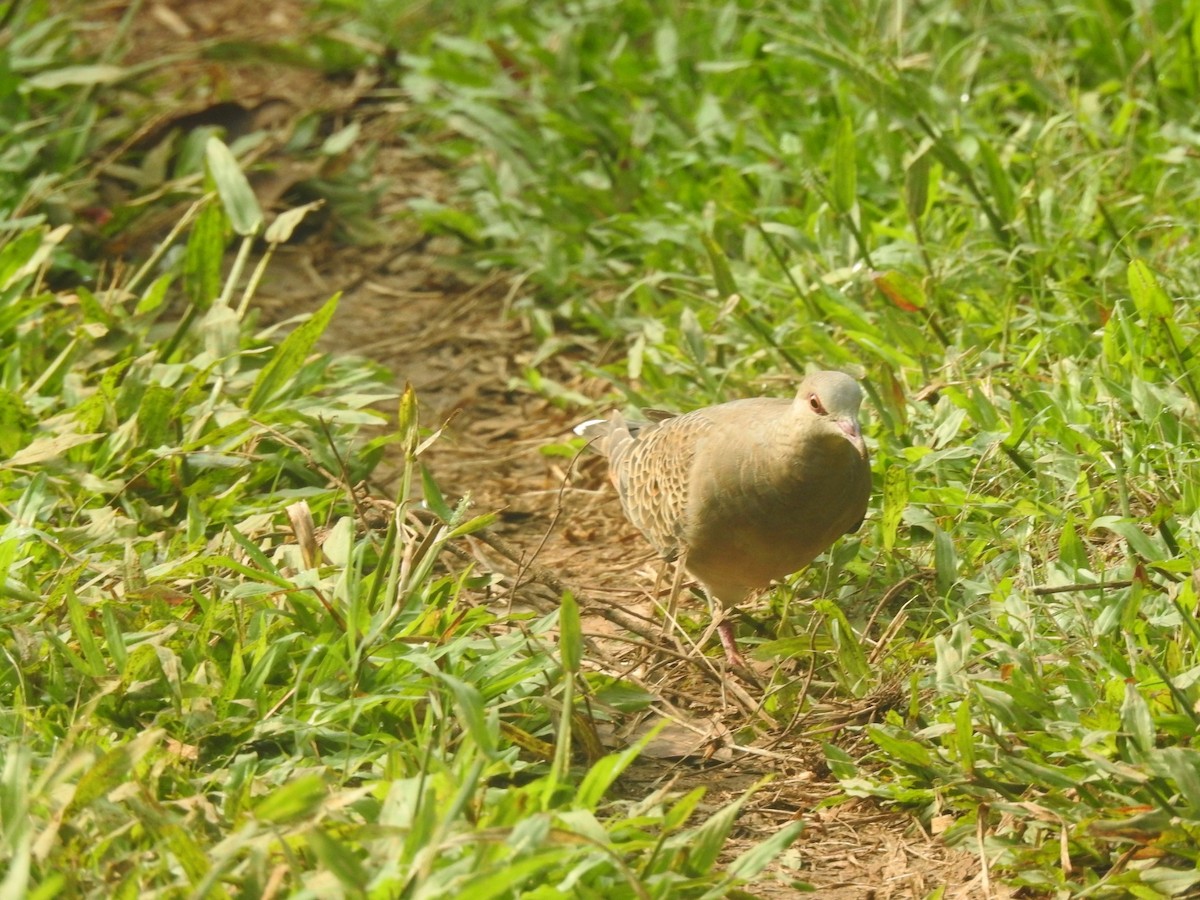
left=1030, top=579, right=1133, bottom=595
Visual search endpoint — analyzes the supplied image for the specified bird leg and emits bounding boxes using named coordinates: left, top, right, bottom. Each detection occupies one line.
left=717, top=617, right=747, bottom=669
left=664, top=562, right=758, bottom=682
left=660, top=557, right=686, bottom=641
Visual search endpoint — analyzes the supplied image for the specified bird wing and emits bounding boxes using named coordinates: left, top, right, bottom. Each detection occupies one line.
left=607, top=409, right=714, bottom=561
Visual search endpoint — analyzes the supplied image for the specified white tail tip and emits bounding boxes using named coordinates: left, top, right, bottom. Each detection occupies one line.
left=573, top=418, right=608, bottom=437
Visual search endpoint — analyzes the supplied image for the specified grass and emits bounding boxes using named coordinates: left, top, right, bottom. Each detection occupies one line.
left=0, top=5, right=798, bottom=898
left=4, top=0, right=1200, bottom=896
left=349, top=0, right=1199, bottom=894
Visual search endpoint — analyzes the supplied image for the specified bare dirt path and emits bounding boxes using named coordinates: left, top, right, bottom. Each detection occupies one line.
left=89, top=2, right=1003, bottom=895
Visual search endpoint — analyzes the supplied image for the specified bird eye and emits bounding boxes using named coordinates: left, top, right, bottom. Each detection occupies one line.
left=808, top=394, right=826, bottom=415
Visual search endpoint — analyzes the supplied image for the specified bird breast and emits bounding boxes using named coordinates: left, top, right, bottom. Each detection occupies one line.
left=682, top=423, right=869, bottom=601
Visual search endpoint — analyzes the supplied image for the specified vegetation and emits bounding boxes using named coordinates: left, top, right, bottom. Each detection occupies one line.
left=0, top=7, right=791, bottom=900
left=373, top=0, right=1200, bottom=894
left=2, top=0, right=1199, bottom=897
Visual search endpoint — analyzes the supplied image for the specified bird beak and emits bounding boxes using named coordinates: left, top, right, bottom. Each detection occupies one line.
left=838, top=418, right=867, bottom=457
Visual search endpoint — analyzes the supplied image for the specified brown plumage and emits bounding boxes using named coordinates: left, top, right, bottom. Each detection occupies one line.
left=577, top=370, right=872, bottom=666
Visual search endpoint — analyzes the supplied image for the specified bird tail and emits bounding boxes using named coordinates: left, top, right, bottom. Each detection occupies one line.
left=573, top=418, right=610, bottom=439
left=573, top=411, right=637, bottom=463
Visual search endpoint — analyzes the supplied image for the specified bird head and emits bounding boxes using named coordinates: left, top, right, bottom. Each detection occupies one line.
left=794, top=371, right=867, bottom=457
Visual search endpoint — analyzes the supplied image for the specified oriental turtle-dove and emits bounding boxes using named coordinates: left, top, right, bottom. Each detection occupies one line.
left=577, top=370, right=871, bottom=666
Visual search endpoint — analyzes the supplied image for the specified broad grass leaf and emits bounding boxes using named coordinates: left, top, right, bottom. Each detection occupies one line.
left=391, top=772, right=436, bottom=861
left=691, top=806, right=734, bottom=878
left=66, top=589, right=105, bottom=676
left=590, top=678, right=655, bottom=712
left=225, top=527, right=285, bottom=577
left=135, top=272, right=174, bottom=316
left=201, top=300, right=240, bottom=371
left=1004, top=756, right=1090, bottom=791
left=867, top=725, right=936, bottom=769
left=880, top=465, right=909, bottom=552
left=754, top=634, right=818, bottom=659
left=0, top=230, right=44, bottom=291
left=663, top=785, right=705, bottom=830
left=905, top=149, right=931, bottom=220
left=161, top=821, right=212, bottom=888
left=155, top=644, right=184, bottom=704
left=1090, top=806, right=1172, bottom=851
left=184, top=201, right=227, bottom=311
left=978, top=138, right=1015, bottom=226
left=500, top=722, right=554, bottom=761
left=559, top=591, right=582, bottom=674
left=69, top=729, right=163, bottom=811
left=831, top=116, right=857, bottom=214
left=953, top=697, right=975, bottom=774
left=508, top=812, right=552, bottom=853
left=425, top=757, right=486, bottom=859
left=0, top=831, right=31, bottom=900
left=321, top=122, right=360, bottom=156
left=576, top=719, right=666, bottom=810
left=686, top=778, right=765, bottom=874
left=24, top=64, right=126, bottom=89
left=654, top=21, right=679, bottom=76
left=447, top=512, right=498, bottom=539
left=713, top=1, right=739, bottom=46
left=0, top=389, right=33, bottom=456
left=80, top=358, right=130, bottom=431
left=242, top=641, right=285, bottom=700
left=5, top=431, right=103, bottom=467
left=931, top=624, right=969, bottom=696
left=1137, top=868, right=1200, bottom=895
left=1089, top=516, right=1167, bottom=563
left=1145, top=747, right=1200, bottom=811
left=726, top=820, right=803, bottom=880
left=813, top=599, right=868, bottom=688
left=1127, top=258, right=1173, bottom=320
left=553, top=809, right=607, bottom=845
left=247, top=293, right=340, bottom=412
left=205, top=137, right=263, bottom=236
left=253, top=773, right=327, bottom=824
left=74, top=286, right=110, bottom=326
left=420, top=464, right=453, bottom=520
left=930, top=399, right=967, bottom=448
left=823, top=743, right=857, bottom=780
left=873, top=270, right=926, bottom=312
left=100, top=605, right=128, bottom=674
left=1120, top=681, right=1155, bottom=758
left=14, top=226, right=70, bottom=290
left=440, top=673, right=496, bottom=757
left=700, top=232, right=738, bottom=299
left=306, top=827, right=369, bottom=891
left=934, top=528, right=957, bottom=594
left=456, top=850, right=575, bottom=900
left=1058, top=517, right=1088, bottom=569
left=680, top=306, right=706, bottom=367
left=136, top=383, right=176, bottom=449
left=266, top=201, right=324, bottom=245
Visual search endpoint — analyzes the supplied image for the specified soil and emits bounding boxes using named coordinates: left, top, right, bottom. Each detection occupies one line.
left=87, top=1, right=1009, bottom=896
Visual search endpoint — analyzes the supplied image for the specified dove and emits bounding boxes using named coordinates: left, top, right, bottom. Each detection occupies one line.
left=576, top=370, right=871, bottom=667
